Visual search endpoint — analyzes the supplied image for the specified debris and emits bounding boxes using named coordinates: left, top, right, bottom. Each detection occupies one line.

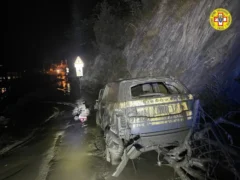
left=158, top=105, right=240, bottom=180
left=72, top=99, right=90, bottom=122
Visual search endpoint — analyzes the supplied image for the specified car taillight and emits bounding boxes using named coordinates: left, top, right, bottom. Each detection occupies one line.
left=118, top=116, right=127, bottom=128
left=114, top=109, right=127, bottom=128
left=114, top=109, right=124, bottom=116
left=126, top=107, right=137, bottom=117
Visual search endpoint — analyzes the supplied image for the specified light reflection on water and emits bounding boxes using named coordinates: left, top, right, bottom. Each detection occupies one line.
left=1, top=87, right=7, bottom=94
left=0, top=75, right=71, bottom=98
left=67, top=83, right=71, bottom=93
left=56, top=76, right=71, bottom=95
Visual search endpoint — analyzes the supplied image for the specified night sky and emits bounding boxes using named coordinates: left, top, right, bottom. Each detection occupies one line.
left=4, top=0, right=99, bottom=70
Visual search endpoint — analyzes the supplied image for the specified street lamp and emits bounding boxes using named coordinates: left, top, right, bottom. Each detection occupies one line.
left=74, top=56, right=84, bottom=91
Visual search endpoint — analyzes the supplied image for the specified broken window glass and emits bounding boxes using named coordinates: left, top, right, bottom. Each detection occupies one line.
left=131, top=82, right=171, bottom=97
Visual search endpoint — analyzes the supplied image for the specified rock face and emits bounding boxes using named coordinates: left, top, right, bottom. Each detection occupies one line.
left=81, top=55, right=109, bottom=92
left=81, top=55, right=106, bottom=85
left=83, top=0, right=240, bottom=106
left=123, top=0, right=240, bottom=95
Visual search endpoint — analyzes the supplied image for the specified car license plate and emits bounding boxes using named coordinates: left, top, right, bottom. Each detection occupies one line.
left=137, top=103, right=182, bottom=117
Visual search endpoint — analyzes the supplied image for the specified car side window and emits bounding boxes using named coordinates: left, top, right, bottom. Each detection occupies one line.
left=164, top=81, right=186, bottom=94
left=99, top=89, right=104, bottom=100
left=131, top=82, right=169, bottom=97
left=101, top=86, right=109, bottom=101
left=107, top=86, right=117, bottom=102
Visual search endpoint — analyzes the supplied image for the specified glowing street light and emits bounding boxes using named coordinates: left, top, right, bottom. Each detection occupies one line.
left=74, top=56, right=84, bottom=77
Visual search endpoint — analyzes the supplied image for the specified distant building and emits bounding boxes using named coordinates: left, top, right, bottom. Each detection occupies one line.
left=45, top=60, right=68, bottom=79
left=0, top=66, right=22, bottom=94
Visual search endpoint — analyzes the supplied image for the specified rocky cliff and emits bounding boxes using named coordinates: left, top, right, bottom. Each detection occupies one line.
left=124, top=0, right=239, bottom=94
left=82, top=0, right=240, bottom=109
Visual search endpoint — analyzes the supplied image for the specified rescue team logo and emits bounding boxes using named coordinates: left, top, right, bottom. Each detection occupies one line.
left=209, top=8, right=232, bottom=31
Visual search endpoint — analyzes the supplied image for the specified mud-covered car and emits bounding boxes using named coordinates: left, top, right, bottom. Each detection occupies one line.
left=94, top=77, right=199, bottom=175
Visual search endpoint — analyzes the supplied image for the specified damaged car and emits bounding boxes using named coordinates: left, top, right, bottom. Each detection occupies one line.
left=94, top=76, right=199, bottom=176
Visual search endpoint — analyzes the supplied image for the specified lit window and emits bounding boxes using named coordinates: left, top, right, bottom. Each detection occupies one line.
left=1, top=88, right=6, bottom=93
left=8, top=76, right=11, bottom=80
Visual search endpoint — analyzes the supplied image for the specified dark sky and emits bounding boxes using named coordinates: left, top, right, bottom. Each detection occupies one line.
left=4, top=0, right=99, bottom=70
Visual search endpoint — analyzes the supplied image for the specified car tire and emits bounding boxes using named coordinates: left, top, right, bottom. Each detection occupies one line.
left=105, top=144, right=121, bottom=165
left=104, top=131, right=122, bottom=166
left=105, top=144, right=119, bottom=165
left=105, top=146, right=111, bottom=163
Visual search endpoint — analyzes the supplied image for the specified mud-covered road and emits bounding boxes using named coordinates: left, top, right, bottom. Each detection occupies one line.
left=0, top=106, right=176, bottom=180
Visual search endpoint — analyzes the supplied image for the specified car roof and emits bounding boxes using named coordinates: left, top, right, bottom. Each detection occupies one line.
left=108, top=76, right=176, bottom=85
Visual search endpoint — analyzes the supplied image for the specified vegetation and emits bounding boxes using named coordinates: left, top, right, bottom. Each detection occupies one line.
left=90, top=0, right=160, bottom=82
left=70, top=0, right=239, bottom=119
left=200, top=75, right=240, bottom=118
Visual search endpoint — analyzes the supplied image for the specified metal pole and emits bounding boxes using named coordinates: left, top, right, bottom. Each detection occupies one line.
left=79, top=77, right=81, bottom=97
left=79, top=77, right=81, bottom=91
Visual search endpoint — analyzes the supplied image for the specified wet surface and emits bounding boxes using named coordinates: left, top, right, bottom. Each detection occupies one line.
left=0, top=107, right=175, bottom=180
left=0, top=73, right=176, bottom=180
left=48, top=123, right=175, bottom=180
left=0, top=109, right=70, bottom=180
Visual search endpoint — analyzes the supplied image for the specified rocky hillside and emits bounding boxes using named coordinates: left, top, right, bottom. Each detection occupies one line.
left=82, top=0, right=240, bottom=112
left=124, top=0, right=239, bottom=94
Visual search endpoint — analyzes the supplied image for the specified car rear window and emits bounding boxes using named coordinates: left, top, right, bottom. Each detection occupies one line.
left=131, top=82, right=182, bottom=97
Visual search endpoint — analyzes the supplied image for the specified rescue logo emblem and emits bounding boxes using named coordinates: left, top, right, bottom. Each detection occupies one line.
left=209, top=8, right=232, bottom=31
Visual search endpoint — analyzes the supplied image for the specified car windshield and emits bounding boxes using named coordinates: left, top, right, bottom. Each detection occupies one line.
left=131, top=82, right=181, bottom=97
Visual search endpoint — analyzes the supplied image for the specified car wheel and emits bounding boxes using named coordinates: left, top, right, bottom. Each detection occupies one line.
left=105, top=145, right=111, bottom=163
left=105, top=144, right=121, bottom=165
left=104, top=131, right=121, bottom=166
